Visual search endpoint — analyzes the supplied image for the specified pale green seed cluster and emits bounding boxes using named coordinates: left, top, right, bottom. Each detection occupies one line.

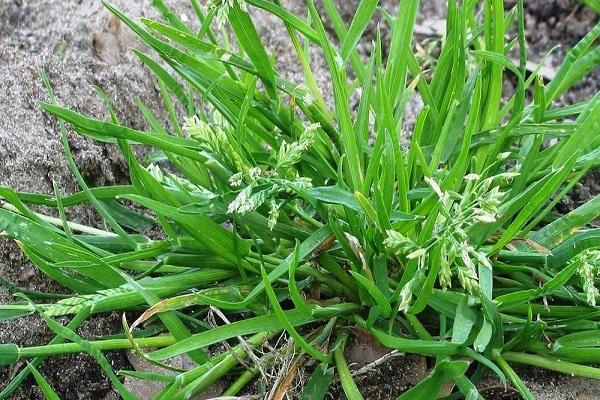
left=384, top=230, right=420, bottom=259
left=147, top=163, right=217, bottom=202
left=577, top=249, right=600, bottom=306
left=268, top=199, right=280, bottom=231
left=225, top=122, right=318, bottom=229
left=276, top=123, right=319, bottom=172
left=226, top=173, right=312, bottom=230
left=385, top=172, right=512, bottom=312
left=184, top=115, right=248, bottom=174
left=227, top=183, right=268, bottom=215
left=206, top=0, right=248, bottom=26
left=44, top=288, right=130, bottom=317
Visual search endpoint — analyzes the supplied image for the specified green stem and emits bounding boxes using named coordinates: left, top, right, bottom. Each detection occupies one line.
left=297, top=264, right=356, bottom=300
left=0, top=307, right=91, bottom=398
left=333, top=331, right=364, bottom=400
left=497, top=250, right=547, bottom=265
left=502, top=351, right=600, bottom=379
left=406, top=314, right=433, bottom=341
left=495, top=354, right=535, bottom=400
left=174, top=331, right=272, bottom=399
left=17, top=335, right=176, bottom=360
left=222, top=365, right=260, bottom=396
left=0, top=201, right=115, bottom=236
left=503, top=304, right=597, bottom=318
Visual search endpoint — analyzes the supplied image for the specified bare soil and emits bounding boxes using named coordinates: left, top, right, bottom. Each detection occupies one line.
left=0, top=0, right=599, bottom=399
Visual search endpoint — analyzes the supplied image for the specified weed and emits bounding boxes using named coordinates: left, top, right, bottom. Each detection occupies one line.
left=1, top=0, right=600, bottom=398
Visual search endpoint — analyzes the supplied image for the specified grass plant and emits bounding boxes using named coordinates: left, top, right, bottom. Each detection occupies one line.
left=1, top=0, right=600, bottom=398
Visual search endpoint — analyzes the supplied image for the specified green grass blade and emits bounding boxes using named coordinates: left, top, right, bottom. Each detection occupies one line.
left=531, top=193, right=600, bottom=248
left=41, top=104, right=205, bottom=161
left=27, top=364, right=60, bottom=400
left=300, top=362, right=335, bottom=400
left=350, top=271, right=391, bottom=318
left=340, top=0, right=379, bottom=61
left=228, top=1, right=277, bottom=97
left=151, top=0, right=193, bottom=34
left=333, top=332, right=364, bottom=400
left=26, top=302, right=135, bottom=400
left=247, top=0, right=319, bottom=43
left=491, top=157, right=576, bottom=253
left=133, top=49, right=191, bottom=109
left=261, top=266, right=326, bottom=361
left=148, top=304, right=351, bottom=361
left=42, top=75, right=138, bottom=249
left=0, top=307, right=88, bottom=399
left=396, top=360, right=469, bottom=400
left=122, top=194, right=250, bottom=264
left=552, top=98, right=600, bottom=168
left=308, top=0, right=364, bottom=191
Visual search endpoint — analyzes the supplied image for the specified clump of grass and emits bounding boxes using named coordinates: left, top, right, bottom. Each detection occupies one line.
left=1, top=0, right=600, bottom=398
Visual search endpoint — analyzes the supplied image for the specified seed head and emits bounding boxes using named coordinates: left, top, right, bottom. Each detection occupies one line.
left=384, top=230, right=417, bottom=258
left=229, top=172, right=243, bottom=187
left=276, top=123, right=320, bottom=171
left=577, top=250, right=600, bottom=306
left=206, top=0, right=248, bottom=27
left=268, top=200, right=279, bottom=231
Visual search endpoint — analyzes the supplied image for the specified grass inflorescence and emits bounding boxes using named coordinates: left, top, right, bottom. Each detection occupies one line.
left=1, top=0, right=600, bottom=398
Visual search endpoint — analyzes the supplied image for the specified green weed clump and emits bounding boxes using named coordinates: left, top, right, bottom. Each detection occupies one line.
left=1, top=0, right=600, bottom=398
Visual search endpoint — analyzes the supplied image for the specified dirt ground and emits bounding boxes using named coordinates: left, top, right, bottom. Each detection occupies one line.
left=0, top=0, right=599, bottom=399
